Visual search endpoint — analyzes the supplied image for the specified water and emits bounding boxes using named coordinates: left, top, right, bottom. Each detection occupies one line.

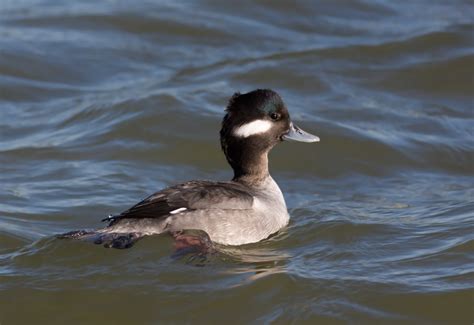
left=1, top=0, right=473, bottom=323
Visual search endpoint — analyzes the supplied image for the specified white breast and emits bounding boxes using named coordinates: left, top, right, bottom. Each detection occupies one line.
left=252, top=176, right=290, bottom=229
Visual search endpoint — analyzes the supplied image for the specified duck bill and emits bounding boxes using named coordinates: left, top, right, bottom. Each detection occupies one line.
left=282, top=122, right=320, bottom=143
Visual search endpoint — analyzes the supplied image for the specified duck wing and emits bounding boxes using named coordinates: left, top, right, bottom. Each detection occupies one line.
left=105, top=181, right=254, bottom=222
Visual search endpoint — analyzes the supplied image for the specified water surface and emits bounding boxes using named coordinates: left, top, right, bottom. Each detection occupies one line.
left=0, top=0, right=473, bottom=323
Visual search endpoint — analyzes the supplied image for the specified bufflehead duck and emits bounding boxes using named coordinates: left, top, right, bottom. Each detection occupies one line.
left=60, top=89, right=319, bottom=248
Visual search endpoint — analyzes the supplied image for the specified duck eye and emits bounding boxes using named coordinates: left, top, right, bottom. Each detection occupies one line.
left=270, top=112, right=280, bottom=121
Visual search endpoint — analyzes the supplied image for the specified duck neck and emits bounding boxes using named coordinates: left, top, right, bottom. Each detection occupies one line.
left=228, top=149, right=270, bottom=185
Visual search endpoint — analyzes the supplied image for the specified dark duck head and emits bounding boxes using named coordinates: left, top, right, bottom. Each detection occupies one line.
left=220, top=89, right=319, bottom=184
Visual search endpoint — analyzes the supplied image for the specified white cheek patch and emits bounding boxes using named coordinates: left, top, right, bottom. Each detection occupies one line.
left=233, top=120, right=273, bottom=138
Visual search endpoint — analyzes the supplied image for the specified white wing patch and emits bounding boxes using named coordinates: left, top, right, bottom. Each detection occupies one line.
left=170, top=207, right=187, bottom=214
left=233, top=120, right=273, bottom=138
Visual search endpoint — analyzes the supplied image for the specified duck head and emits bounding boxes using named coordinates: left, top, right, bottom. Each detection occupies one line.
left=220, top=89, right=319, bottom=183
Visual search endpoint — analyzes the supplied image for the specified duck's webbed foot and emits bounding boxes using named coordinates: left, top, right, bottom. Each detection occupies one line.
left=171, top=229, right=214, bottom=256
left=94, top=232, right=144, bottom=249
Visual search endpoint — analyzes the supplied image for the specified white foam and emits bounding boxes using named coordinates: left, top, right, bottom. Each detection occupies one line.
left=233, top=120, right=273, bottom=138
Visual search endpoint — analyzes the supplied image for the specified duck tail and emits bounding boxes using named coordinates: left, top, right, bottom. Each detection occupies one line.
left=56, top=229, right=95, bottom=239
left=57, top=229, right=143, bottom=249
